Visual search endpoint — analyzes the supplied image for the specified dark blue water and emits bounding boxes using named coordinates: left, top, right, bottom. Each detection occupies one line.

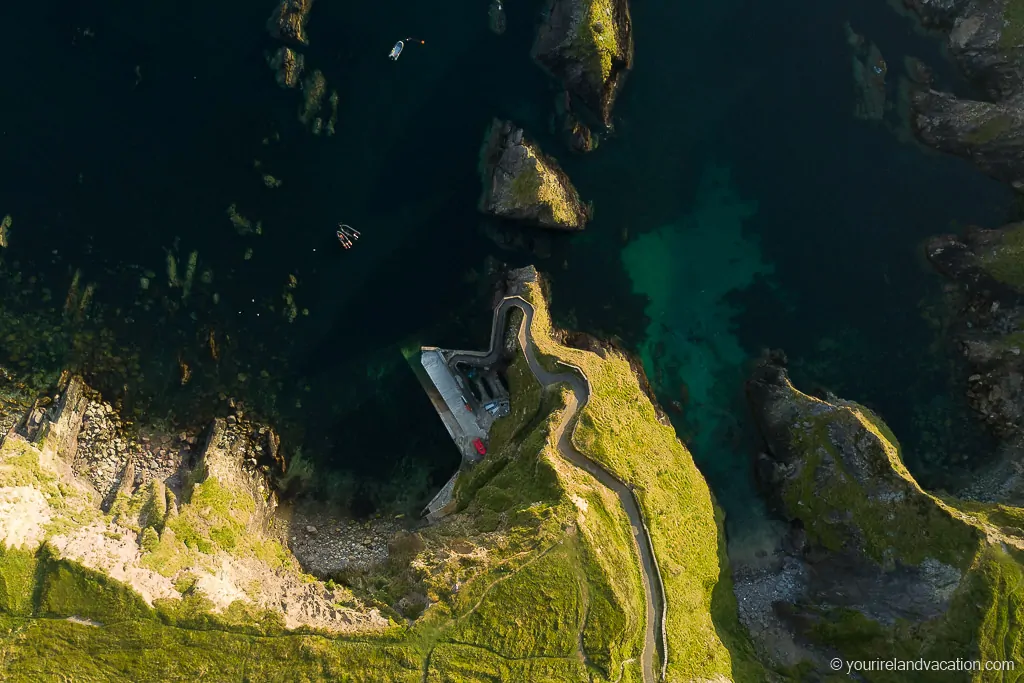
left=0, top=0, right=1013, bottom=519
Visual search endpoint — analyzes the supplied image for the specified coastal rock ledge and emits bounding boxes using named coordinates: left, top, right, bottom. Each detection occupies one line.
left=478, top=119, right=591, bottom=230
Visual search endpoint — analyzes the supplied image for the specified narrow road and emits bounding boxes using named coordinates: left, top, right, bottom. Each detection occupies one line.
left=449, top=297, right=666, bottom=683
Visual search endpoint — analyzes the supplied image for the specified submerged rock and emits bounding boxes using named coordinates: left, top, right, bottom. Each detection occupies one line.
left=267, top=0, right=314, bottom=46
left=478, top=119, right=591, bottom=230
left=845, top=23, right=887, bottom=121
left=532, top=0, right=633, bottom=128
left=268, top=46, right=304, bottom=89
left=487, top=0, right=506, bottom=35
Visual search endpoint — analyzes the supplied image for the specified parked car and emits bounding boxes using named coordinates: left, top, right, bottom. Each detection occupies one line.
left=472, top=438, right=487, bottom=456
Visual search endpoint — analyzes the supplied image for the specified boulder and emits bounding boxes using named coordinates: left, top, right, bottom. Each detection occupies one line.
left=532, top=0, right=632, bottom=128
left=487, top=0, right=506, bottom=35
left=478, top=119, right=591, bottom=230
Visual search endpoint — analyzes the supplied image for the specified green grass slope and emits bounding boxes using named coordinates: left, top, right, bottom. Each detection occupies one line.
left=0, top=328, right=650, bottom=681
left=519, top=279, right=765, bottom=682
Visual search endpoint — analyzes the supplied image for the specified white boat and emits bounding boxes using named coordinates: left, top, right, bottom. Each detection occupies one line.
left=388, top=41, right=404, bottom=61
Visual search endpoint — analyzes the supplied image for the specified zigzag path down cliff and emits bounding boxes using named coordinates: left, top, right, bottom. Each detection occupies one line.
left=449, top=296, right=667, bottom=683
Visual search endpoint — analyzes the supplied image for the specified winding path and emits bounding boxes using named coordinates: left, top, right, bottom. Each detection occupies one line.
left=449, top=297, right=667, bottom=683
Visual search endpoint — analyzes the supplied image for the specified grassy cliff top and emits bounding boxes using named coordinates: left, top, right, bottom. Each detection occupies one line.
left=0, top=321, right=652, bottom=680
left=519, top=278, right=764, bottom=682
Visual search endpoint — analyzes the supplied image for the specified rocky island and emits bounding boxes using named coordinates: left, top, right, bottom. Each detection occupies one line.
left=479, top=120, right=592, bottom=230
left=533, top=0, right=633, bottom=129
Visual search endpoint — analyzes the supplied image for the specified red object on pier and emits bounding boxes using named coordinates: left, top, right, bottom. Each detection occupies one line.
left=472, top=438, right=487, bottom=456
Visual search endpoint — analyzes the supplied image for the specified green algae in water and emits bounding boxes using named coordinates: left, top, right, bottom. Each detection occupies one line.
left=622, top=164, right=772, bottom=509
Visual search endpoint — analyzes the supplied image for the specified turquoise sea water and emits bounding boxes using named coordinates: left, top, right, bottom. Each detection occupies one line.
left=0, top=0, right=1014, bottom=519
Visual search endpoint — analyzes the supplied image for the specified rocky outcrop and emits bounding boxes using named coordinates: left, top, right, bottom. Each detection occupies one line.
left=925, top=225, right=1024, bottom=502
left=740, top=356, right=1024, bottom=674
left=268, top=46, right=304, bottom=89
left=913, top=91, right=1024, bottom=190
left=747, top=358, right=977, bottom=568
left=906, top=0, right=1024, bottom=187
left=478, top=120, right=591, bottom=230
left=555, top=91, right=599, bottom=153
left=927, top=224, right=1024, bottom=294
left=907, top=0, right=1024, bottom=101
left=845, top=24, right=887, bottom=121
left=532, top=0, right=633, bottom=128
left=266, top=0, right=314, bottom=46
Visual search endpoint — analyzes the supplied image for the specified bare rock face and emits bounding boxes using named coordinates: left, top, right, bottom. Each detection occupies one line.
left=532, top=0, right=633, bottom=128
left=268, top=46, right=304, bottom=89
left=267, top=0, right=314, bottom=46
left=478, top=119, right=591, bottom=230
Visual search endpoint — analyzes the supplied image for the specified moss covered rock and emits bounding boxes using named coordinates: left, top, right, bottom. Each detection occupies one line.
left=478, top=120, right=591, bottom=230
left=532, top=0, right=633, bottom=127
left=747, top=359, right=980, bottom=568
left=746, top=357, right=1024, bottom=680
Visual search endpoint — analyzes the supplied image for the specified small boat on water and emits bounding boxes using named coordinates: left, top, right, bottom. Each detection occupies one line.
left=388, top=41, right=404, bottom=61
left=337, top=223, right=360, bottom=249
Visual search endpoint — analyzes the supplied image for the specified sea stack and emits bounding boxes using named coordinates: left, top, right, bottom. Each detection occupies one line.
left=533, top=0, right=633, bottom=128
left=478, top=120, right=591, bottom=230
